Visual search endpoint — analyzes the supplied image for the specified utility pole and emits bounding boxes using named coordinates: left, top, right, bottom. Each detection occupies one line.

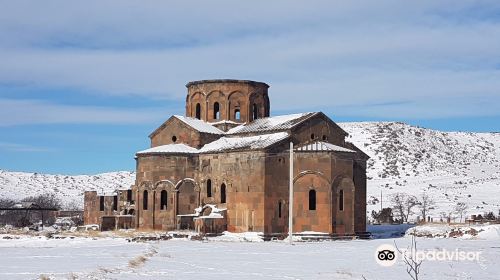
left=380, top=190, right=383, bottom=212
left=289, top=141, right=294, bottom=245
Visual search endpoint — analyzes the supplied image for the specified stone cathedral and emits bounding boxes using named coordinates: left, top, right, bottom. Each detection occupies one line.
left=84, top=79, right=369, bottom=237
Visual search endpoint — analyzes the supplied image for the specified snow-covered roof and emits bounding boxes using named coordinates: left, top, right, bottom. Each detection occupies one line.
left=200, top=132, right=289, bottom=153
left=136, top=143, right=199, bottom=155
left=173, top=115, right=224, bottom=134
left=296, top=141, right=355, bottom=153
left=210, top=119, right=240, bottom=125
left=227, top=112, right=318, bottom=134
left=137, top=133, right=289, bottom=155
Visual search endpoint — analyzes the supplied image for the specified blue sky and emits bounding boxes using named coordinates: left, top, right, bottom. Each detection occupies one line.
left=1, top=0, right=500, bottom=174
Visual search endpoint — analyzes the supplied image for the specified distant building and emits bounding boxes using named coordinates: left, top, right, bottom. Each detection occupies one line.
left=84, top=79, right=368, bottom=237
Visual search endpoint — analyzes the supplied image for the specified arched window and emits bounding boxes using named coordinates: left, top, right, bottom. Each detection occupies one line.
left=278, top=201, right=282, bottom=218
left=143, top=190, right=148, bottom=210
left=309, top=189, right=316, bottom=211
left=160, top=190, right=168, bottom=210
left=221, top=183, right=226, bottom=203
left=214, top=102, right=220, bottom=120
left=99, top=196, right=104, bottom=211
left=207, top=179, right=212, bottom=197
left=234, top=109, right=241, bottom=120
left=253, top=104, right=258, bottom=120
left=127, top=189, right=132, bottom=202
left=195, top=103, right=201, bottom=119
left=339, top=189, right=344, bottom=211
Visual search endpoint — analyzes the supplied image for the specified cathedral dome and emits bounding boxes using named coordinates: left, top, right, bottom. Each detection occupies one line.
left=185, top=79, right=270, bottom=123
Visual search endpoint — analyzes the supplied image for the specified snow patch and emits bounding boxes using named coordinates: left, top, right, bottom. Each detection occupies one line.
left=174, top=115, right=225, bottom=134
left=227, top=112, right=316, bottom=134
left=136, top=143, right=199, bottom=155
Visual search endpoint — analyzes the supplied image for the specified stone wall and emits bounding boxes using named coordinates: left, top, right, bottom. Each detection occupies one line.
left=196, top=151, right=267, bottom=233
left=84, top=191, right=130, bottom=229
left=83, top=191, right=99, bottom=225
left=110, top=143, right=366, bottom=235
left=134, top=150, right=269, bottom=233
left=261, top=147, right=365, bottom=235
left=263, top=152, right=289, bottom=234
left=135, top=153, right=197, bottom=230
left=291, top=114, right=347, bottom=146
left=353, top=160, right=367, bottom=233
left=185, top=80, right=270, bottom=123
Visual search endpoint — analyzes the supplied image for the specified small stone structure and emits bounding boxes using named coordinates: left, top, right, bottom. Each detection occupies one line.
left=83, top=189, right=135, bottom=231
left=84, top=79, right=369, bottom=237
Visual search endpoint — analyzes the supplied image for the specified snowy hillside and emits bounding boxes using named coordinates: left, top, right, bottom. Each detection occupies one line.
left=0, top=170, right=135, bottom=208
left=1, top=122, right=499, bottom=216
left=340, top=122, right=500, bottom=220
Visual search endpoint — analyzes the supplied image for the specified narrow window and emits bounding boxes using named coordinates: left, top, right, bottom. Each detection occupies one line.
left=127, top=189, right=132, bottom=202
left=172, top=136, right=177, bottom=142
left=311, top=133, right=315, bottom=140
left=207, top=179, right=212, bottom=197
left=278, top=201, right=282, bottom=218
left=214, top=102, right=220, bottom=120
left=322, top=135, right=328, bottom=141
left=195, top=103, right=201, bottom=119
left=113, top=196, right=118, bottom=211
left=99, top=196, right=104, bottom=211
left=309, top=189, right=316, bottom=211
left=234, top=109, right=241, bottom=120
left=160, top=190, right=168, bottom=210
left=221, top=183, right=226, bottom=203
left=339, top=189, right=344, bottom=211
left=253, top=104, right=258, bottom=120
left=143, top=190, right=148, bottom=210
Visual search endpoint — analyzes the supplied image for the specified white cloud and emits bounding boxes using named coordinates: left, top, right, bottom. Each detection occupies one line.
left=0, top=0, right=499, bottom=120
left=0, top=142, right=52, bottom=152
left=0, top=99, right=167, bottom=126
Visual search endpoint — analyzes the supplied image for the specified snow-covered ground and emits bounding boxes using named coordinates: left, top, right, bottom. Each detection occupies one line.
left=1, top=121, right=500, bottom=217
left=1, top=228, right=499, bottom=280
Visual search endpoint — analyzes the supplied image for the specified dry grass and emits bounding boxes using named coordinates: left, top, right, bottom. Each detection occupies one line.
left=128, top=247, right=158, bottom=268
left=2, top=226, right=169, bottom=240
left=63, top=229, right=161, bottom=239
left=145, top=248, right=158, bottom=257
left=39, top=275, right=50, bottom=280
left=128, top=255, right=147, bottom=268
left=107, top=230, right=141, bottom=238
left=98, top=266, right=113, bottom=273
left=59, top=230, right=102, bottom=238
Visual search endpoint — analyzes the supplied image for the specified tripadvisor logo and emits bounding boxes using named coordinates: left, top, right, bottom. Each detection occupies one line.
left=375, top=244, right=482, bottom=267
left=375, top=244, right=398, bottom=267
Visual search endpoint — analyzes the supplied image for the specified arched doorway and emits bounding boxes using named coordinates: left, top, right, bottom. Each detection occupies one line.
left=220, top=183, right=226, bottom=204
left=176, top=179, right=200, bottom=215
